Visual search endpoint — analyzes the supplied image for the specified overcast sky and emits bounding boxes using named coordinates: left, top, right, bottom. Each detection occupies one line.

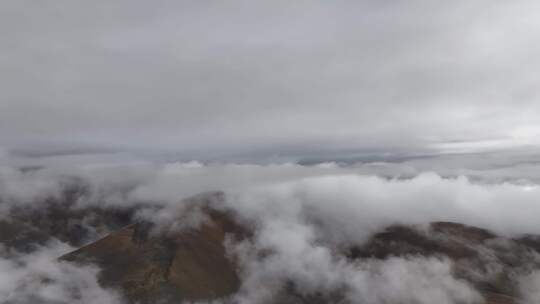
left=2, top=0, right=540, bottom=160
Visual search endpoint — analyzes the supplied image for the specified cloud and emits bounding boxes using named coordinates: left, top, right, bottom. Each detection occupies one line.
left=2, top=1, right=540, bottom=157
left=225, top=172, right=540, bottom=246
left=518, top=270, right=540, bottom=304
left=2, top=156, right=540, bottom=235
left=217, top=170, right=540, bottom=303
left=4, top=1, right=540, bottom=301
left=225, top=207, right=482, bottom=304
left=0, top=241, right=124, bottom=304
left=2, top=157, right=540, bottom=302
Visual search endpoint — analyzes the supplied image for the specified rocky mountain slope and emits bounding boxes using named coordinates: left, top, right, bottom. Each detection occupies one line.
left=61, top=207, right=243, bottom=303
left=2, top=187, right=539, bottom=304
left=60, top=206, right=540, bottom=303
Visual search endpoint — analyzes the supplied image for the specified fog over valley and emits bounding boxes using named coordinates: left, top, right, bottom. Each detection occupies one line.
left=2, top=1, right=540, bottom=303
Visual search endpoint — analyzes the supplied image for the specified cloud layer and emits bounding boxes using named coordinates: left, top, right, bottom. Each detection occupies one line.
left=3, top=1, right=540, bottom=302
left=0, top=241, right=123, bottom=304
left=1, top=156, right=540, bottom=303
left=2, top=1, right=540, bottom=157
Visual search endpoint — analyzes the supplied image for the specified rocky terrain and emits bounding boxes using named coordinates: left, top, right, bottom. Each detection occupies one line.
left=61, top=217, right=540, bottom=303
left=1, top=186, right=540, bottom=304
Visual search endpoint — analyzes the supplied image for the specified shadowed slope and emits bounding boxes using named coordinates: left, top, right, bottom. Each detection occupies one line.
left=57, top=197, right=540, bottom=304
left=61, top=207, right=243, bottom=303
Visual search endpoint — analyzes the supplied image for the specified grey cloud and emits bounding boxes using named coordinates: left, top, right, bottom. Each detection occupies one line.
left=4, top=152, right=540, bottom=225
left=224, top=173, right=540, bottom=247
left=1, top=1, right=540, bottom=157
left=2, top=155, right=540, bottom=302
left=0, top=241, right=123, bottom=304
left=518, top=271, right=540, bottom=304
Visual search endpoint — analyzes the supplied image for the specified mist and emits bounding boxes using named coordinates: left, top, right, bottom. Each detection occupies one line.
left=2, top=0, right=540, bottom=303
left=0, top=156, right=540, bottom=302
left=0, top=241, right=123, bottom=304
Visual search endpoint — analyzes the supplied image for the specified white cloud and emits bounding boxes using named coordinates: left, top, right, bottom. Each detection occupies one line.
left=0, top=241, right=123, bottom=304
left=518, top=271, right=540, bottom=304
left=1, top=158, right=540, bottom=303
left=226, top=211, right=481, bottom=304
left=225, top=173, right=540, bottom=247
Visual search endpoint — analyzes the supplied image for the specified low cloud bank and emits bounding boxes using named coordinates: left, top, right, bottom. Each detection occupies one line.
left=220, top=173, right=540, bottom=303
left=225, top=202, right=482, bottom=303
left=1, top=158, right=540, bottom=303
left=226, top=173, right=540, bottom=243
left=0, top=241, right=123, bottom=304
left=519, top=271, right=540, bottom=304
